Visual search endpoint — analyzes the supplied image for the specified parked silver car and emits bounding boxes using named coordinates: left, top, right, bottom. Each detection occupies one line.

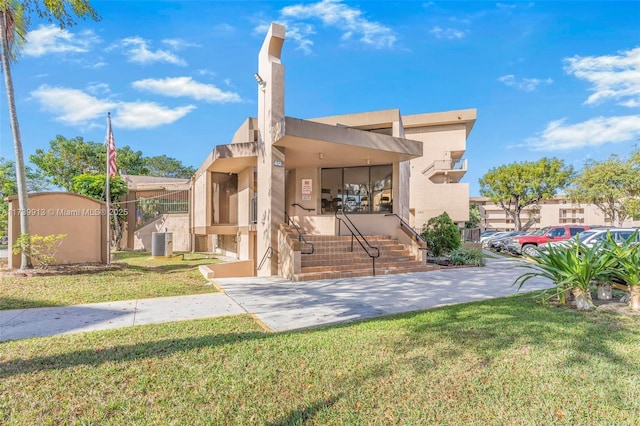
left=539, top=228, right=639, bottom=252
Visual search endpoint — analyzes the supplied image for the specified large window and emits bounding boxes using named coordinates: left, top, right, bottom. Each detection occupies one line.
left=320, top=165, right=392, bottom=214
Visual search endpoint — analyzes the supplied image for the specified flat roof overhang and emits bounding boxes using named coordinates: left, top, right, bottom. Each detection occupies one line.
left=274, top=117, right=423, bottom=169
left=196, top=142, right=257, bottom=174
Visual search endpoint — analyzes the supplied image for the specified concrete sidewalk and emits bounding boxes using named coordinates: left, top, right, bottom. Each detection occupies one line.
left=0, top=293, right=246, bottom=341
left=1, top=256, right=551, bottom=341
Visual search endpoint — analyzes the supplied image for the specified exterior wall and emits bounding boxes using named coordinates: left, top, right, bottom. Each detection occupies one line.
left=471, top=196, right=640, bottom=231
left=236, top=167, right=254, bottom=260
left=192, top=171, right=208, bottom=230
left=133, top=214, right=190, bottom=252
left=256, top=23, right=286, bottom=276
left=410, top=182, right=469, bottom=230
left=7, top=193, right=107, bottom=268
left=405, top=124, right=470, bottom=227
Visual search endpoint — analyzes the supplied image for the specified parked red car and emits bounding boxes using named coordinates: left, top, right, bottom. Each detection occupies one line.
left=506, top=225, right=590, bottom=257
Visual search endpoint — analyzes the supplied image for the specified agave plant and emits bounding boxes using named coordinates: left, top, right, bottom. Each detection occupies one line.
left=602, top=231, right=640, bottom=311
left=513, top=236, right=618, bottom=311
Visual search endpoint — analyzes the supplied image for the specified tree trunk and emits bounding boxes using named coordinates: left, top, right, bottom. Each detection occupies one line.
left=630, top=285, right=640, bottom=312
left=572, top=288, right=594, bottom=311
left=0, top=11, right=31, bottom=269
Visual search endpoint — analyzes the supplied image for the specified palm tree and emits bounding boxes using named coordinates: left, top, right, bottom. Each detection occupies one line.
left=0, top=2, right=30, bottom=269
left=0, top=1, right=99, bottom=269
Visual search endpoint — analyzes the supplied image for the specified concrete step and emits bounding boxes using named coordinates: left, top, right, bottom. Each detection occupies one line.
left=300, top=259, right=424, bottom=274
left=293, top=263, right=440, bottom=282
left=301, top=251, right=413, bottom=266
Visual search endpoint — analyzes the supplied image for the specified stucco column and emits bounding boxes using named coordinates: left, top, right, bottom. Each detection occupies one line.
left=393, top=119, right=411, bottom=222
left=257, top=23, right=286, bottom=276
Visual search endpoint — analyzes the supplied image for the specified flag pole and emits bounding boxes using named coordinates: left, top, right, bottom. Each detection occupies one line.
left=105, top=112, right=111, bottom=265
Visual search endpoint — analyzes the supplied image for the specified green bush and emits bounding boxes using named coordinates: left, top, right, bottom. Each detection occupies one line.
left=449, top=247, right=485, bottom=266
left=421, top=212, right=461, bottom=257
left=12, top=233, right=67, bottom=269
left=513, top=236, right=618, bottom=311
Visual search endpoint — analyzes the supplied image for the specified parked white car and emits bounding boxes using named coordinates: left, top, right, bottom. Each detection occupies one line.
left=539, top=228, right=639, bottom=252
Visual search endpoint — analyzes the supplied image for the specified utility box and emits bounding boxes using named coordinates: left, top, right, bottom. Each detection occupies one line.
left=164, top=232, right=173, bottom=257
left=151, top=232, right=174, bottom=257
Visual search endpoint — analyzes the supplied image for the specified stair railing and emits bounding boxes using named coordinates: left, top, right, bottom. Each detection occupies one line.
left=285, top=212, right=315, bottom=254
left=291, top=203, right=315, bottom=212
left=385, top=213, right=429, bottom=263
left=335, top=208, right=380, bottom=276
left=257, top=246, right=277, bottom=271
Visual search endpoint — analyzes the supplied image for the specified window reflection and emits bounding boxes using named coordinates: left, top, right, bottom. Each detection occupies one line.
left=320, top=165, right=392, bottom=214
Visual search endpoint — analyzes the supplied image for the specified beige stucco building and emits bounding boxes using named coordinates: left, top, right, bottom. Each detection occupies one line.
left=471, top=196, right=640, bottom=231
left=188, top=23, right=475, bottom=278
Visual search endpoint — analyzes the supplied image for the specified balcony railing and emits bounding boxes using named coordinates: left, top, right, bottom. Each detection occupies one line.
left=422, top=158, right=467, bottom=180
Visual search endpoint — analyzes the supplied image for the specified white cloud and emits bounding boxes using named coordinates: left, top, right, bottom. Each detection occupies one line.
left=118, top=37, right=187, bottom=66
left=86, top=82, right=111, bottom=96
left=30, top=85, right=116, bottom=125
left=24, top=24, right=100, bottom=57
left=256, top=0, right=396, bottom=54
left=30, top=85, right=195, bottom=129
left=162, top=38, right=199, bottom=50
left=114, top=103, right=196, bottom=129
left=525, top=115, right=640, bottom=151
left=564, top=46, right=640, bottom=108
left=132, top=77, right=242, bottom=103
left=430, top=26, right=465, bottom=40
left=499, top=74, right=553, bottom=92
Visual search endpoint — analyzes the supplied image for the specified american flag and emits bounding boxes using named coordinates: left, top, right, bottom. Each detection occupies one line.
left=106, top=113, right=118, bottom=177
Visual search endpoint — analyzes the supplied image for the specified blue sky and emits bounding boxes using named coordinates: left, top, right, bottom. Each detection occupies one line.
left=1, top=0, right=639, bottom=196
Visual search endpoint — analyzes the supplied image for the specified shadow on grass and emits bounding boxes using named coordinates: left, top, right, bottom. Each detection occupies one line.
left=395, top=293, right=639, bottom=371
left=266, top=395, right=343, bottom=426
left=0, top=329, right=269, bottom=379
left=0, top=297, right=63, bottom=311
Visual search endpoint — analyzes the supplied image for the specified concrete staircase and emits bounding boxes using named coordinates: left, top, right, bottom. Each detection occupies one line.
left=292, top=233, right=439, bottom=282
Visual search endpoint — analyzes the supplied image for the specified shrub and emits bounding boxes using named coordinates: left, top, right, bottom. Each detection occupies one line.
left=421, top=212, right=461, bottom=257
left=513, top=236, right=617, bottom=311
left=602, top=230, right=640, bottom=311
left=449, top=247, right=485, bottom=266
left=12, top=234, right=67, bottom=269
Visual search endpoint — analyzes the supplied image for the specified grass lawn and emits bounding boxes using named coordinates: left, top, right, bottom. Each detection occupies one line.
left=0, top=251, right=219, bottom=310
left=1, top=293, right=639, bottom=425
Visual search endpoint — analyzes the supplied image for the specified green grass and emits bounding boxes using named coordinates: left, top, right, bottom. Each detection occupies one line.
left=0, top=251, right=220, bottom=310
left=1, top=294, right=639, bottom=425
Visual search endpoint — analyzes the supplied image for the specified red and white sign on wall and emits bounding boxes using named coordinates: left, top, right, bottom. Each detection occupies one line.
left=301, top=179, right=312, bottom=195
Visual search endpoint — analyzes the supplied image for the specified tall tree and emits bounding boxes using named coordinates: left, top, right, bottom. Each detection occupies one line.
left=479, top=158, right=574, bottom=230
left=145, top=155, right=195, bottom=178
left=568, top=150, right=640, bottom=226
left=31, top=135, right=194, bottom=189
left=30, top=136, right=152, bottom=190
left=0, top=0, right=99, bottom=269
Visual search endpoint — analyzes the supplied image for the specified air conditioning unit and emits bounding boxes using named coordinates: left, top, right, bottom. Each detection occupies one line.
left=151, top=232, right=173, bottom=257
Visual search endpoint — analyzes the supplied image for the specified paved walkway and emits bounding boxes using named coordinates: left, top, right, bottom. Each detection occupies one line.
left=0, top=256, right=551, bottom=341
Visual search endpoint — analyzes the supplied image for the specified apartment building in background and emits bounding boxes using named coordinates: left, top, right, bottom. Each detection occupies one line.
left=471, top=196, right=640, bottom=231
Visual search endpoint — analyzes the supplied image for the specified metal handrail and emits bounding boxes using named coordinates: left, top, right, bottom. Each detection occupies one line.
left=285, top=212, right=315, bottom=254
left=385, top=213, right=427, bottom=246
left=257, top=246, right=277, bottom=271
left=335, top=208, right=380, bottom=276
left=386, top=213, right=429, bottom=263
left=291, top=203, right=315, bottom=212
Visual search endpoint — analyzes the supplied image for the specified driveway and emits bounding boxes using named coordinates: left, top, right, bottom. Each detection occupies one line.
left=214, top=255, right=551, bottom=332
